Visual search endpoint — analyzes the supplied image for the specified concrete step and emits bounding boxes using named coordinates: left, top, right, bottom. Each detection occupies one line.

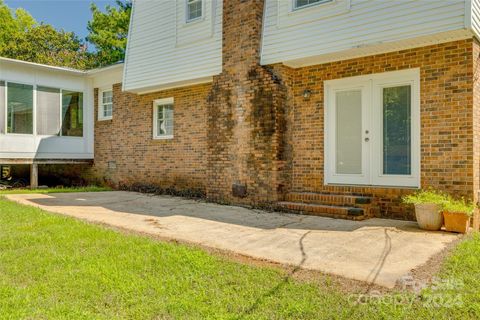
left=277, top=201, right=368, bottom=221
left=285, top=192, right=372, bottom=207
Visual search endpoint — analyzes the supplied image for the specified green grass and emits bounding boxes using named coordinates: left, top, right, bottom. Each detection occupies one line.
left=0, top=186, right=110, bottom=195
left=0, top=198, right=479, bottom=319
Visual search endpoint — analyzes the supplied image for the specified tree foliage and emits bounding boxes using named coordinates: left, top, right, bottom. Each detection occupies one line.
left=0, top=0, right=132, bottom=70
left=87, top=0, right=131, bottom=67
left=0, top=0, right=93, bottom=69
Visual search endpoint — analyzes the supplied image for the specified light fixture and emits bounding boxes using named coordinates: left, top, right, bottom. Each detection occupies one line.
left=303, top=89, right=312, bottom=100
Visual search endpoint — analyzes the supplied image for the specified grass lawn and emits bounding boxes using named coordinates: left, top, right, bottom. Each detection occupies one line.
left=0, top=186, right=110, bottom=195
left=0, top=196, right=479, bottom=319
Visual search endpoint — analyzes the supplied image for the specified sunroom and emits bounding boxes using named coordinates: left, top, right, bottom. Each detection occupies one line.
left=0, top=57, right=94, bottom=188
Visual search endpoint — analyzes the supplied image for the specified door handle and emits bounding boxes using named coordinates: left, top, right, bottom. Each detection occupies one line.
left=364, top=137, right=370, bottom=142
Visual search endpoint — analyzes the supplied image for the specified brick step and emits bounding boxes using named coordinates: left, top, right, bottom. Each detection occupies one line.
left=285, top=192, right=372, bottom=207
left=277, top=201, right=367, bottom=221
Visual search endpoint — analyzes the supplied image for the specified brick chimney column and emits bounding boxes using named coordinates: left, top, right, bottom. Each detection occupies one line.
left=206, top=0, right=287, bottom=206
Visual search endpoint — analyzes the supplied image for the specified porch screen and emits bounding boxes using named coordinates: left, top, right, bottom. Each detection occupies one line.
left=0, top=81, right=5, bottom=134
left=37, top=86, right=61, bottom=135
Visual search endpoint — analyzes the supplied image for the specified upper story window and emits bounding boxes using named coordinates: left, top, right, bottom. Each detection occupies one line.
left=153, top=98, right=174, bottom=139
left=99, top=88, right=113, bottom=121
left=186, top=0, right=202, bottom=22
left=294, top=0, right=332, bottom=10
left=0, top=80, right=83, bottom=137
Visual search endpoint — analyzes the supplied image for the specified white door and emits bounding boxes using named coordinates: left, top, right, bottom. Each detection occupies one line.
left=325, top=82, right=370, bottom=185
left=325, top=69, right=420, bottom=188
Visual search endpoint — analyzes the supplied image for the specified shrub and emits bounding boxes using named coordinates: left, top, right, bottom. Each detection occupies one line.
left=402, top=189, right=447, bottom=206
left=443, top=197, right=475, bottom=216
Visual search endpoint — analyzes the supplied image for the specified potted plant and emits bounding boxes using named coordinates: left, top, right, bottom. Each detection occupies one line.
left=442, top=197, right=474, bottom=234
left=403, top=190, right=446, bottom=231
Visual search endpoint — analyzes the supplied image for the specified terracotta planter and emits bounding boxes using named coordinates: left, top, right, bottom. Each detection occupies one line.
left=443, top=211, right=470, bottom=233
left=414, top=203, right=443, bottom=231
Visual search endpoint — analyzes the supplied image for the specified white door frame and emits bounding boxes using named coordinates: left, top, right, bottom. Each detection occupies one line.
left=324, top=68, right=420, bottom=188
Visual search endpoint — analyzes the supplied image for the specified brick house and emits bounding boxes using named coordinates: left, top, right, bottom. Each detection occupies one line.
left=2, top=0, right=480, bottom=221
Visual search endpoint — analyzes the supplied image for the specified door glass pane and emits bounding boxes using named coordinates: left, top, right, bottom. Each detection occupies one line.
left=7, top=82, right=33, bottom=134
left=383, top=85, right=411, bottom=175
left=336, top=90, right=362, bottom=174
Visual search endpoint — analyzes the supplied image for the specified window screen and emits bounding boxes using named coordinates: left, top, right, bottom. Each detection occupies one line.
left=0, top=81, right=5, bottom=134
left=7, top=82, right=33, bottom=134
left=37, top=86, right=61, bottom=135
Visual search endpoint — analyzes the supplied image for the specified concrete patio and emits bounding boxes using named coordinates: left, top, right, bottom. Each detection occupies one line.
left=6, top=191, right=459, bottom=288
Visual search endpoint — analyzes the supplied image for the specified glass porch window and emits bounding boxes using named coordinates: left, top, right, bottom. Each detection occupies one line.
left=383, top=85, right=411, bottom=175
left=7, top=82, right=33, bottom=134
left=61, top=90, right=83, bottom=137
left=0, top=81, right=5, bottom=134
left=37, top=86, right=61, bottom=135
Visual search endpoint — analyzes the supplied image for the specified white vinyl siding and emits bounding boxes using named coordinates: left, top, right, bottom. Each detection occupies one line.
left=98, top=88, right=113, bottom=121
left=261, top=0, right=470, bottom=66
left=153, top=98, right=174, bottom=139
left=471, top=0, right=480, bottom=39
left=123, top=0, right=222, bottom=93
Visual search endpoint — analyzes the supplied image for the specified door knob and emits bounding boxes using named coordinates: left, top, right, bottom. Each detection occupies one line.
left=364, top=137, right=370, bottom=142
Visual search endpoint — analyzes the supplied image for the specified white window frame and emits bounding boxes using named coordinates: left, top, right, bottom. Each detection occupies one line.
left=153, top=97, right=174, bottom=140
left=293, top=0, right=333, bottom=11
left=1, top=80, right=85, bottom=138
left=98, top=87, right=113, bottom=121
left=186, top=0, right=203, bottom=23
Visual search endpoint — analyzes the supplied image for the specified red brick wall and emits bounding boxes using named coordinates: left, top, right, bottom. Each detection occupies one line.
left=90, top=0, right=478, bottom=220
left=90, top=83, right=210, bottom=194
left=205, top=0, right=288, bottom=206
left=282, top=39, right=475, bottom=219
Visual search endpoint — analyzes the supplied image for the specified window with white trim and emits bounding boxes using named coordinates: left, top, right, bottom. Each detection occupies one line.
left=153, top=98, right=174, bottom=139
left=98, top=88, right=113, bottom=120
left=294, top=0, right=332, bottom=10
left=186, top=0, right=202, bottom=22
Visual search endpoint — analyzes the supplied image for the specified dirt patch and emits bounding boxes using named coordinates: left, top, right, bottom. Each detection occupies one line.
left=395, top=233, right=464, bottom=290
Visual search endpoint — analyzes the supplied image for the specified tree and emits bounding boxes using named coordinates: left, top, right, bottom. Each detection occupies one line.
left=0, top=0, right=93, bottom=70
left=87, top=0, right=131, bottom=67
left=1, top=24, right=94, bottom=70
